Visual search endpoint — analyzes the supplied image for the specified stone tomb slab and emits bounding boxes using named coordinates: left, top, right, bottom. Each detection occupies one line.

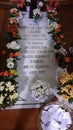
left=9, top=12, right=58, bottom=109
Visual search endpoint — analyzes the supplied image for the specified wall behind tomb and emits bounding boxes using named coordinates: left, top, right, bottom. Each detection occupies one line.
left=0, top=1, right=12, bottom=70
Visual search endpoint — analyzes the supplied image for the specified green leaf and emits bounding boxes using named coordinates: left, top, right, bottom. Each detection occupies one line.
left=58, top=62, right=67, bottom=69
left=54, top=44, right=61, bottom=49
left=57, top=91, right=62, bottom=95
left=68, top=98, right=73, bottom=103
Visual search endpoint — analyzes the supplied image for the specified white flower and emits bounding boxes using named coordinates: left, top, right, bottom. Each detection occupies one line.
left=9, top=95, right=13, bottom=100
left=0, top=95, right=4, bottom=104
left=54, top=46, right=67, bottom=56
left=9, top=17, right=17, bottom=24
left=13, top=93, right=18, bottom=99
left=0, top=86, right=4, bottom=91
left=33, top=8, right=40, bottom=16
left=4, top=94, right=7, bottom=97
left=52, top=22, right=58, bottom=29
left=5, top=81, right=15, bottom=91
left=45, top=89, right=49, bottom=96
left=7, top=58, right=14, bottom=63
left=48, top=22, right=58, bottom=32
left=0, top=81, right=4, bottom=86
left=6, top=82, right=15, bottom=88
left=31, top=80, right=50, bottom=100
left=10, top=8, right=18, bottom=14
left=6, top=81, right=12, bottom=87
left=7, top=101, right=9, bottom=104
left=38, top=2, right=43, bottom=7
left=5, top=88, right=8, bottom=91
left=26, top=0, right=31, bottom=3
left=48, top=10, right=55, bottom=13
left=7, top=61, right=14, bottom=69
left=9, top=85, right=15, bottom=92
left=9, top=93, right=18, bottom=100
left=6, top=41, right=20, bottom=50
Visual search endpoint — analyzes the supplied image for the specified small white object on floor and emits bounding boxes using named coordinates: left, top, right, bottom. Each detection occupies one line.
left=31, top=80, right=50, bottom=101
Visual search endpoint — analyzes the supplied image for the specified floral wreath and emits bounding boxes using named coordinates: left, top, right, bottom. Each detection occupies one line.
left=47, top=11, right=71, bottom=68
left=0, top=7, right=20, bottom=109
left=0, top=0, right=73, bottom=109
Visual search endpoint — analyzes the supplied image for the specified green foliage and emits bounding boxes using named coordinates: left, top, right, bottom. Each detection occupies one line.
left=6, top=32, right=21, bottom=43
left=68, top=98, right=73, bottom=103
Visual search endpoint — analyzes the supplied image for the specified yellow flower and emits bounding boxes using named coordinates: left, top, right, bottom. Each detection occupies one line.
left=70, top=87, right=73, bottom=93
left=6, top=81, right=12, bottom=88
left=9, top=95, right=13, bottom=100
left=61, top=87, right=68, bottom=93
left=9, top=92, right=18, bottom=100
left=58, top=72, right=73, bottom=84
left=4, top=94, right=7, bottom=97
left=9, top=85, right=15, bottom=92
left=0, top=95, right=4, bottom=104
left=69, top=90, right=73, bottom=97
left=48, top=25, right=54, bottom=32
left=0, top=81, right=4, bottom=86
left=13, top=93, right=18, bottom=99
left=0, top=86, right=4, bottom=91
left=61, top=94, right=69, bottom=101
left=71, top=73, right=73, bottom=78
left=10, top=69, right=18, bottom=76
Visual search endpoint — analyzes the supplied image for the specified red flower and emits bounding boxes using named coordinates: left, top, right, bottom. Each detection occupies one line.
left=55, top=28, right=61, bottom=33
left=56, top=37, right=61, bottom=43
left=46, top=0, right=59, bottom=11
left=9, top=52, right=14, bottom=58
left=57, top=24, right=62, bottom=28
left=60, top=34, right=64, bottom=39
left=8, top=24, right=18, bottom=33
left=14, top=52, right=19, bottom=57
left=9, top=52, right=19, bottom=58
left=3, top=71, right=9, bottom=77
left=64, top=57, right=70, bottom=63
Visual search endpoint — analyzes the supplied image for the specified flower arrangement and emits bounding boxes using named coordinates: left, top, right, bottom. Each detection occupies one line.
left=33, top=8, right=41, bottom=20
left=7, top=22, right=20, bottom=42
left=0, top=81, right=18, bottom=109
left=47, top=10, right=73, bottom=68
left=57, top=72, right=73, bottom=103
left=10, top=8, right=19, bottom=17
left=31, top=80, right=50, bottom=101
left=0, top=7, right=20, bottom=109
left=0, top=0, right=72, bottom=109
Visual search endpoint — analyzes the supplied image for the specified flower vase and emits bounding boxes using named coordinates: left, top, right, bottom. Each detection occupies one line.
left=34, top=18, right=40, bottom=24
